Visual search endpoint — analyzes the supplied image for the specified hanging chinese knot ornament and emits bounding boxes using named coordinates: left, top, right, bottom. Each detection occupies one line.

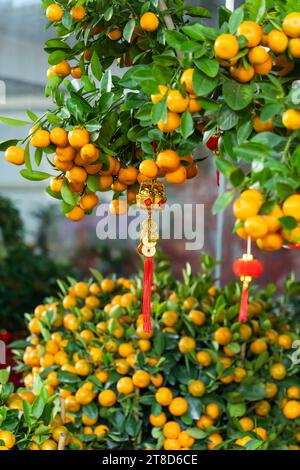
left=233, top=238, right=263, bottom=322
left=136, top=180, right=166, bottom=332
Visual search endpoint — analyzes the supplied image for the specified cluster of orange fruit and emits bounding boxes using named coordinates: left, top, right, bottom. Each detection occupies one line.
left=151, top=68, right=202, bottom=132
left=46, top=3, right=160, bottom=60
left=45, top=3, right=162, bottom=79
left=140, top=150, right=198, bottom=185
left=4, top=266, right=298, bottom=451
left=4, top=123, right=199, bottom=221
left=214, top=12, right=300, bottom=82
left=233, top=189, right=300, bottom=250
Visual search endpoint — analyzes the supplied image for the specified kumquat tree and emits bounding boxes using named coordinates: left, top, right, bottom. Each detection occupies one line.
left=0, top=0, right=300, bottom=454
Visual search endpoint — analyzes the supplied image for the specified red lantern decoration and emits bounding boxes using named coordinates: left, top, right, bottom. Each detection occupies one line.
left=233, top=240, right=263, bottom=322
left=206, top=134, right=220, bottom=186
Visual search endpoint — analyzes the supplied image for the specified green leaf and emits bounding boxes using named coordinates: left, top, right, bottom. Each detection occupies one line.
left=20, top=169, right=51, bottom=181
left=228, top=7, right=244, bottom=34
left=61, top=180, right=76, bottom=206
left=45, top=76, right=62, bottom=97
left=90, top=51, right=102, bottom=81
left=87, top=175, right=100, bottom=192
left=237, top=120, right=253, bottom=144
left=279, top=216, right=298, bottom=230
left=98, top=92, right=114, bottom=113
left=181, top=24, right=204, bottom=41
left=260, top=103, right=282, bottom=121
left=218, top=105, right=239, bottom=131
left=22, top=400, right=32, bottom=427
left=0, top=369, right=10, bottom=385
left=166, top=30, right=187, bottom=49
left=228, top=402, right=246, bottom=417
left=34, top=148, right=43, bottom=167
left=151, top=99, right=167, bottom=125
left=238, top=379, right=266, bottom=401
left=57, top=370, right=80, bottom=384
left=32, top=395, right=45, bottom=419
left=251, top=132, right=284, bottom=148
left=48, top=50, right=68, bottom=65
left=180, top=111, right=194, bottom=139
left=26, top=110, right=38, bottom=122
left=245, top=0, right=266, bottom=23
left=153, top=333, right=166, bottom=356
left=123, top=19, right=136, bottom=43
left=185, top=427, right=206, bottom=439
left=212, top=191, right=234, bottom=214
left=24, top=142, right=32, bottom=171
left=0, top=116, right=30, bottom=126
left=185, top=6, right=211, bottom=18
left=62, top=10, right=72, bottom=29
left=192, top=69, right=218, bottom=96
left=67, top=92, right=93, bottom=121
left=195, top=57, right=219, bottom=78
left=182, top=23, right=218, bottom=41
left=216, top=157, right=235, bottom=177
left=0, top=139, right=19, bottom=151
left=230, top=167, right=245, bottom=187
left=233, top=142, right=274, bottom=161
left=104, top=6, right=113, bottom=21
left=223, top=80, right=255, bottom=111
left=197, top=98, right=219, bottom=111
left=254, top=351, right=270, bottom=372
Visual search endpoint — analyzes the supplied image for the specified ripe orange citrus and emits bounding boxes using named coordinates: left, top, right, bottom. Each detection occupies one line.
left=283, top=12, right=300, bottom=38
left=46, top=3, right=63, bottom=22
left=140, top=12, right=159, bottom=32
left=30, top=129, right=51, bottom=148
left=237, top=21, right=263, bottom=47
left=5, top=146, right=25, bottom=165
left=157, top=112, right=181, bottom=132
left=68, top=128, right=90, bottom=148
left=180, top=68, right=195, bottom=93
left=282, top=194, right=300, bottom=220
left=165, top=166, right=187, bottom=184
left=168, top=397, right=188, bottom=416
left=214, top=327, right=232, bottom=345
left=79, top=193, right=99, bottom=211
left=254, top=54, right=273, bottom=75
left=283, top=400, right=300, bottom=419
left=50, top=127, right=68, bottom=147
left=98, top=389, right=117, bottom=407
left=267, top=30, right=288, bottom=53
left=214, top=34, right=239, bottom=59
left=156, top=149, right=180, bottom=172
left=155, top=387, right=173, bottom=406
left=244, top=215, right=269, bottom=239
left=253, top=116, right=274, bottom=132
left=167, top=90, right=189, bottom=113
left=248, top=46, right=269, bottom=65
left=270, top=363, right=287, bottom=380
left=139, top=160, right=158, bottom=178
left=71, top=6, right=86, bottom=21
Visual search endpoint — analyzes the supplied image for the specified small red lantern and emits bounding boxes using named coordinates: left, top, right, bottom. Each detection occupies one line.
left=206, top=134, right=220, bottom=185
left=233, top=250, right=263, bottom=323
left=206, top=134, right=219, bottom=151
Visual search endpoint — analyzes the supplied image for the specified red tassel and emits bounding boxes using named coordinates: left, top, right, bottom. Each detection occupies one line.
left=216, top=169, right=220, bottom=186
left=142, top=256, right=154, bottom=333
left=238, top=285, right=248, bottom=322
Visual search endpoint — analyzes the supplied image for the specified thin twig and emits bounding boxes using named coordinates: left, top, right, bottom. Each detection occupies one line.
left=158, top=0, right=183, bottom=60
left=58, top=433, right=67, bottom=451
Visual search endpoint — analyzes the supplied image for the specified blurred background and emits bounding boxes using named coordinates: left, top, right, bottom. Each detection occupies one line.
left=0, top=0, right=299, bottom=331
